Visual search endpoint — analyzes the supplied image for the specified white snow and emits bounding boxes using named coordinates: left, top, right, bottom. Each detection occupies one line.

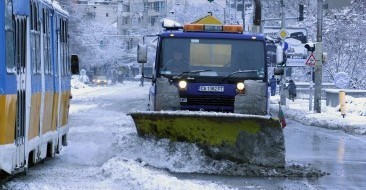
left=4, top=80, right=365, bottom=189
left=269, top=94, right=366, bottom=134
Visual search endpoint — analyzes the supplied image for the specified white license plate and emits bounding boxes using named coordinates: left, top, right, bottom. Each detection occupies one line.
left=199, top=86, right=224, bottom=92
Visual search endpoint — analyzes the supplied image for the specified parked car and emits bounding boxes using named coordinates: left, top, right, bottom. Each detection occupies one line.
left=92, top=76, right=108, bottom=86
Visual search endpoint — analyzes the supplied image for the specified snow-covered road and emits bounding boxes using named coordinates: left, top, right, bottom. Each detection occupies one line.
left=4, top=81, right=365, bottom=189
left=4, top=82, right=234, bottom=190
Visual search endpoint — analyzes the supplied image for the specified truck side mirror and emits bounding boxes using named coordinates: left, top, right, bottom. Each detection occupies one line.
left=137, top=44, right=148, bottom=64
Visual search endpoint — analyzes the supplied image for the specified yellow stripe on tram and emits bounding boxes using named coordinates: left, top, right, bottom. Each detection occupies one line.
left=0, top=95, right=17, bottom=145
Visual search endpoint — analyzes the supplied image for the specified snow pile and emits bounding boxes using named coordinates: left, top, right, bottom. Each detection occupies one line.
left=112, top=122, right=325, bottom=178
left=270, top=95, right=366, bottom=134
left=340, top=96, right=366, bottom=116
left=71, top=75, right=88, bottom=89
left=112, top=124, right=211, bottom=174
left=100, top=157, right=232, bottom=190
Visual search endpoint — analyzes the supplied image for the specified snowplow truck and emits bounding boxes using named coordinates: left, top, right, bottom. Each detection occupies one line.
left=130, top=18, right=285, bottom=168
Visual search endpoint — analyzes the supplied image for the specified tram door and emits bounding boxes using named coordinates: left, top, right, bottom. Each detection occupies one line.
left=14, top=16, right=27, bottom=169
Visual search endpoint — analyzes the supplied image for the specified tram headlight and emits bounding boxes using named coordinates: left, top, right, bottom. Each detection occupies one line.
left=178, top=80, right=187, bottom=91
left=236, top=82, right=245, bottom=94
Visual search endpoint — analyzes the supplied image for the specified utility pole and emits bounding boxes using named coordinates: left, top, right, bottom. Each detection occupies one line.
left=314, top=0, right=323, bottom=113
left=143, top=0, right=148, bottom=28
left=252, top=0, right=261, bottom=33
left=227, top=0, right=231, bottom=24
left=234, top=0, right=237, bottom=23
left=279, top=0, right=286, bottom=106
left=242, top=0, right=245, bottom=29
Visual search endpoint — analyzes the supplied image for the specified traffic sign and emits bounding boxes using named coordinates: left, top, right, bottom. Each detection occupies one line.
left=305, top=53, right=316, bottom=66
left=282, top=41, right=288, bottom=51
left=278, top=29, right=289, bottom=40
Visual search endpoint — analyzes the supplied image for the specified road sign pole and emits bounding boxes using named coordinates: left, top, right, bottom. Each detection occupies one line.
left=279, top=0, right=286, bottom=106
left=314, top=0, right=324, bottom=113
left=309, top=68, right=313, bottom=111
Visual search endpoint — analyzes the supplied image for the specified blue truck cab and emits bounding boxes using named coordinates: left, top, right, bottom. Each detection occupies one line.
left=139, top=20, right=276, bottom=116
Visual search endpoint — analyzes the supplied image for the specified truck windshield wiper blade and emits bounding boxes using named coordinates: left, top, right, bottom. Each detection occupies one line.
left=173, top=69, right=213, bottom=79
left=219, top=70, right=259, bottom=83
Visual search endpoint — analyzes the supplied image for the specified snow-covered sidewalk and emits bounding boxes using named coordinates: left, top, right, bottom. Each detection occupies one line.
left=269, top=95, right=366, bottom=135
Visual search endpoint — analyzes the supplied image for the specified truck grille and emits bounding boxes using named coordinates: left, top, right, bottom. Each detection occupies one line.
left=181, top=95, right=235, bottom=107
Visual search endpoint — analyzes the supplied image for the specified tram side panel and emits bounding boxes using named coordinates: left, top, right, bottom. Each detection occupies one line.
left=42, top=5, right=54, bottom=136
left=0, top=0, right=29, bottom=174
left=39, top=2, right=56, bottom=158
left=59, top=17, right=71, bottom=145
left=0, top=0, right=75, bottom=175
left=0, top=0, right=16, bottom=147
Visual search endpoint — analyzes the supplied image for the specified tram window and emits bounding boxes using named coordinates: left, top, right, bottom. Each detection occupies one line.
left=65, top=20, right=70, bottom=75
left=6, top=31, right=15, bottom=73
left=55, top=39, right=58, bottom=76
left=31, top=2, right=36, bottom=73
left=42, top=9, right=46, bottom=34
left=60, top=19, right=67, bottom=76
left=31, top=2, right=41, bottom=74
left=66, top=49, right=70, bottom=75
left=15, top=18, right=27, bottom=72
left=36, top=36, right=41, bottom=73
left=5, top=0, right=15, bottom=73
left=60, top=20, right=63, bottom=43
left=43, top=9, right=51, bottom=74
left=66, top=21, right=68, bottom=44
left=64, top=48, right=67, bottom=76
left=21, top=19, right=26, bottom=69
left=31, top=2, right=38, bottom=31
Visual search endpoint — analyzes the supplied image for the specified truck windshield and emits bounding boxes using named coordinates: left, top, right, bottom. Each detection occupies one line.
left=159, top=38, right=265, bottom=79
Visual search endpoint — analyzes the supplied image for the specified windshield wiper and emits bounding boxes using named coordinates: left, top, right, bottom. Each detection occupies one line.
left=219, top=70, right=259, bottom=83
left=173, top=70, right=213, bottom=79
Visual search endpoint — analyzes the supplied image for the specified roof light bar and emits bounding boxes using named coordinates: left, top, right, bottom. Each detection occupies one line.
left=183, top=24, right=204, bottom=32
left=223, top=25, right=243, bottom=33
left=183, top=24, right=243, bottom=33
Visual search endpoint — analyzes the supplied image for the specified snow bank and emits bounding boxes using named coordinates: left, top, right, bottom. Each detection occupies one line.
left=270, top=95, right=366, bottom=135
left=100, top=157, right=232, bottom=190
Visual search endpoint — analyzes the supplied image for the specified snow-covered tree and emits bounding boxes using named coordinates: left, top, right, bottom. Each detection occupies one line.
left=62, top=0, right=134, bottom=76
left=263, top=0, right=366, bottom=89
left=323, top=0, right=366, bottom=89
left=62, top=0, right=366, bottom=89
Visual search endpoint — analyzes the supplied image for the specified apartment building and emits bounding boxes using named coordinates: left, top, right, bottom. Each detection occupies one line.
left=76, top=0, right=167, bottom=34
left=117, top=0, right=168, bottom=35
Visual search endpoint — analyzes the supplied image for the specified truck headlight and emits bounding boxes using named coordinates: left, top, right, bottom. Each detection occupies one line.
left=178, top=80, right=187, bottom=90
left=236, top=82, right=245, bottom=94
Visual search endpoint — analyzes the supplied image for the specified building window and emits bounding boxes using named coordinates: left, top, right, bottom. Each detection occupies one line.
left=144, top=3, right=149, bottom=11
left=150, top=16, right=158, bottom=26
left=123, top=4, right=130, bottom=12
left=153, top=2, right=160, bottom=12
left=123, top=17, right=128, bottom=25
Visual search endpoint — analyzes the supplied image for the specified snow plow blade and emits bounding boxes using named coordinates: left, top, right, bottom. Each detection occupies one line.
left=129, top=111, right=285, bottom=168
